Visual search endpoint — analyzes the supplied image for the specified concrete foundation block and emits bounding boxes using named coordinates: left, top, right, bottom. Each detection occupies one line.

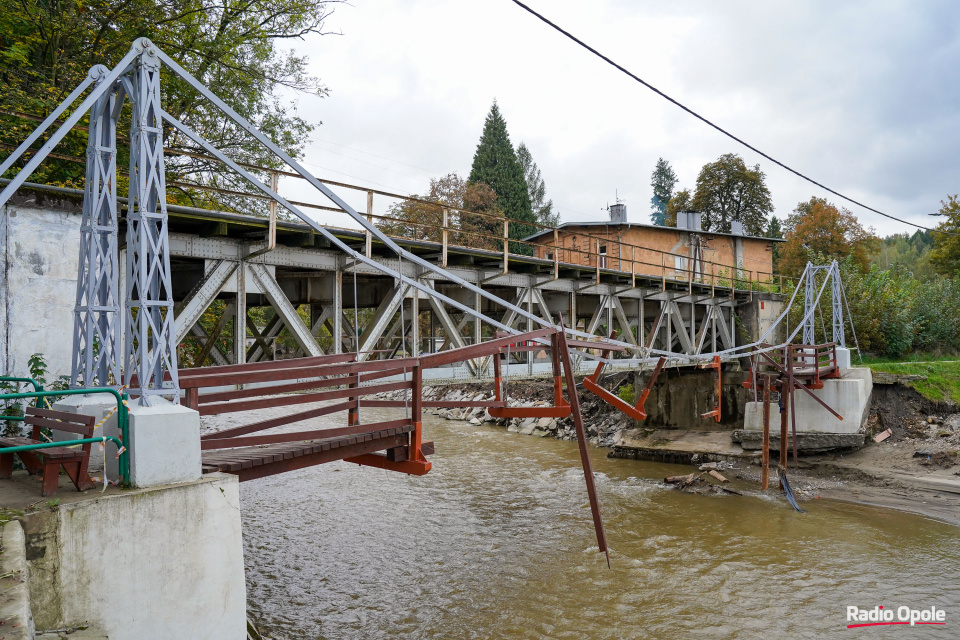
left=51, top=393, right=119, bottom=474
left=744, top=367, right=873, bottom=439
left=128, top=398, right=201, bottom=488
left=23, top=474, right=246, bottom=639
left=835, top=347, right=852, bottom=370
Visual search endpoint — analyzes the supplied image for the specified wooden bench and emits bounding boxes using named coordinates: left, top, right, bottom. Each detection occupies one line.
left=0, top=407, right=97, bottom=496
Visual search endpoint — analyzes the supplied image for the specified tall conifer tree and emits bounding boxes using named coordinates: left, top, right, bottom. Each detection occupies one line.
left=469, top=101, right=535, bottom=253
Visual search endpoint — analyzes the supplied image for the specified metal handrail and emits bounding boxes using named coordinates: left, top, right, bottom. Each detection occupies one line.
left=0, top=376, right=43, bottom=422
left=0, top=388, right=129, bottom=485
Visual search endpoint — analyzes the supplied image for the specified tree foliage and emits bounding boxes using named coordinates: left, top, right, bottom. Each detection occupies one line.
left=665, top=188, right=692, bottom=227
left=0, top=0, right=339, bottom=212
left=872, top=230, right=934, bottom=280
left=377, top=173, right=503, bottom=251
left=649, top=157, right=677, bottom=225
left=692, top=153, right=772, bottom=234
left=780, top=197, right=880, bottom=276
left=468, top=101, right=534, bottom=253
left=929, top=195, right=960, bottom=275
left=517, top=142, right=557, bottom=228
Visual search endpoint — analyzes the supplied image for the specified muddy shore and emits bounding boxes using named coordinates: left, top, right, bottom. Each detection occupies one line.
left=377, top=378, right=960, bottom=526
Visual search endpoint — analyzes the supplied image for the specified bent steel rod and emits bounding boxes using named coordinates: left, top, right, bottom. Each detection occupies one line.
left=556, top=317, right=610, bottom=568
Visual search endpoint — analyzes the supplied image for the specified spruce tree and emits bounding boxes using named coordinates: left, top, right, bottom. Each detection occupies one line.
left=469, top=102, right=535, bottom=253
left=517, top=142, right=559, bottom=228
left=650, top=158, right=678, bottom=225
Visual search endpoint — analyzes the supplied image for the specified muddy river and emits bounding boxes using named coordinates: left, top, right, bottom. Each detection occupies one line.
left=237, top=408, right=959, bottom=639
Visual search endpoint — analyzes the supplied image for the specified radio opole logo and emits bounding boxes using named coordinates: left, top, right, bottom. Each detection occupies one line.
left=847, top=605, right=947, bottom=629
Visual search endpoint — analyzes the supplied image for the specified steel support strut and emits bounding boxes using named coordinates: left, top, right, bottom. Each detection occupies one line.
left=123, top=42, right=179, bottom=404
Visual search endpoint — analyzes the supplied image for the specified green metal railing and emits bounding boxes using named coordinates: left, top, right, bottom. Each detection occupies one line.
left=0, top=377, right=43, bottom=422
left=0, top=388, right=129, bottom=485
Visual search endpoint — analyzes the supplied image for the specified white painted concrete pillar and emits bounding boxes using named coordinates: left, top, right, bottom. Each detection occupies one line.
left=126, top=398, right=201, bottom=487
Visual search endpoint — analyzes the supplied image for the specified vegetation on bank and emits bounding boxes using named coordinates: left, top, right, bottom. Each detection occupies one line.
left=865, top=360, right=960, bottom=404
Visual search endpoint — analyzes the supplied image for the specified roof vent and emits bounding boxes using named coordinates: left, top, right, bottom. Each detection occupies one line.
left=676, top=211, right=701, bottom=231
left=609, top=202, right=627, bottom=224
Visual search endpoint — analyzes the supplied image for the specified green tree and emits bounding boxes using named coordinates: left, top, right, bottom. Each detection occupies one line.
left=692, top=153, right=772, bottom=234
left=649, top=157, right=677, bottom=225
left=930, top=195, right=960, bottom=275
left=665, top=188, right=692, bottom=227
left=468, top=101, right=534, bottom=253
left=0, top=0, right=338, bottom=213
left=766, top=215, right=783, bottom=272
left=516, top=142, right=557, bottom=228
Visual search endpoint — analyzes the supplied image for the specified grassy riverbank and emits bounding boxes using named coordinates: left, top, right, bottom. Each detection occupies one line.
left=865, top=359, right=960, bottom=404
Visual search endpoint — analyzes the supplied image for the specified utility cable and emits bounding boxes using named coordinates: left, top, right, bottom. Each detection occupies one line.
left=508, top=0, right=957, bottom=237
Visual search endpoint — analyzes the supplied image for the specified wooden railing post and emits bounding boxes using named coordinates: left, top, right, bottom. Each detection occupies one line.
left=365, top=190, right=373, bottom=258
left=631, top=245, right=636, bottom=288
left=503, top=219, right=509, bottom=274
left=553, top=228, right=559, bottom=280
left=441, top=208, right=449, bottom=268
left=595, top=238, right=601, bottom=284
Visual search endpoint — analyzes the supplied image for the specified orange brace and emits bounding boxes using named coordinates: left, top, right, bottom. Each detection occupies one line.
left=582, top=331, right=666, bottom=420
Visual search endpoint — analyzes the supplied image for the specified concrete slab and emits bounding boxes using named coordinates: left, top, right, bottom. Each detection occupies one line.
left=611, top=428, right=761, bottom=464
left=0, top=521, right=34, bottom=640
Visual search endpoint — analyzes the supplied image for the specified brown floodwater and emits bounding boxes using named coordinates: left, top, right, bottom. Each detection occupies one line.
left=237, top=407, right=959, bottom=639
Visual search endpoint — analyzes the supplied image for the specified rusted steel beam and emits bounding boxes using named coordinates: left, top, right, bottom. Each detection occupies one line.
left=200, top=399, right=357, bottom=441
left=344, top=451, right=430, bottom=476
left=197, top=366, right=409, bottom=404
left=181, top=356, right=422, bottom=389
left=199, top=380, right=413, bottom=416
left=582, top=331, right=664, bottom=421
left=201, top=418, right=413, bottom=450
left=555, top=318, right=610, bottom=568
left=762, top=380, right=771, bottom=490
left=360, top=400, right=506, bottom=409
left=419, top=327, right=557, bottom=367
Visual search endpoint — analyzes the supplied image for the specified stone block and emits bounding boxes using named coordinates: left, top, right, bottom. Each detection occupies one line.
left=127, top=398, right=201, bottom=488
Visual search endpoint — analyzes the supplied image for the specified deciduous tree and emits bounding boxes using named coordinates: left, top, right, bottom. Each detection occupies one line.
left=665, top=188, right=692, bottom=227
left=780, top=197, right=880, bottom=276
left=0, top=0, right=340, bottom=213
left=930, top=195, right=960, bottom=275
left=692, top=153, right=772, bottom=234
left=649, top=157, right=677, bottom=225
left=377, top=173, right=503, bottom=251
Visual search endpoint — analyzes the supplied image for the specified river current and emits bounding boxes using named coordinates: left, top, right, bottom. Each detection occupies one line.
left=237, top=407, right=959, bottom=639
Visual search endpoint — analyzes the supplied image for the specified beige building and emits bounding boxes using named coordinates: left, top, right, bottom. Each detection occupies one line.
left=524, top=209, right=781, bottom=284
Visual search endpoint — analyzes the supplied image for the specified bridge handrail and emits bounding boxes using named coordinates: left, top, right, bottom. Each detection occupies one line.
left=0, top=388, right=129, bottom=485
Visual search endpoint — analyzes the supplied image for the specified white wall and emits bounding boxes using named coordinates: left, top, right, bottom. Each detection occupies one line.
left=32, top=474, right=246, bottom=639
left=0, top=202, right=81, bottom=380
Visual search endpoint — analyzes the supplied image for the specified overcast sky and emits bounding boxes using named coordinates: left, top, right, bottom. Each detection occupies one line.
left=277, top=0, right=960, bottom=237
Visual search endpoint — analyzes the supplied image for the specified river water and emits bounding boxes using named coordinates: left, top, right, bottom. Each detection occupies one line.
left=237, top=407, right=959, bottom=639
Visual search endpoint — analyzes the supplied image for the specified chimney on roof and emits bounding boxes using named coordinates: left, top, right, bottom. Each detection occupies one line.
left=676, top=210, right=702, bottom=231
left=730, top=221, right=744, bottom=236
left=609, top=202, right=627, bottom=224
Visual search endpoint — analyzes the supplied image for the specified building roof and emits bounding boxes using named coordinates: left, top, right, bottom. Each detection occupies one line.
left=521, top=220, right=785, bottom=243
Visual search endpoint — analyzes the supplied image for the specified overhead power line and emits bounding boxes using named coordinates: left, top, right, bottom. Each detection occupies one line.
left=509, top=0, right=956, bottom=237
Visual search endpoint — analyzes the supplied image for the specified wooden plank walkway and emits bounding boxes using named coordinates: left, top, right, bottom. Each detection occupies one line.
left=201, top=424, right=415, bottom=482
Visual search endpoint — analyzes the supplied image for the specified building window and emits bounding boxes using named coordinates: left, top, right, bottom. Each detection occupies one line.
left=599, top=244, right=607, bottom=269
